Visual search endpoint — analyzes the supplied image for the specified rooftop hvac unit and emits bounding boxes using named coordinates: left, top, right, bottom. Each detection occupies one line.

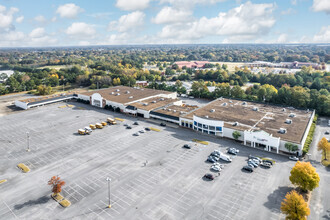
left=242, top=102, right=246, bottom=105
left=168, top=109, right=171, bottom=111
left=160, top=98, right=165, bottom=101
left=289, top=113, right=296, bottom=118
left=143, top=103, right=148, bottom=106
left=115, top=89, right=120, bottom=92
left=285, top=119, right=292, bottom=124
left=152, top=100, right=157, bottom=103
left=279, top=128, right=287, bottom=134
left=163, top=108, right=166, bottom=110
left=253, top=107, right=259, bottom=111
left=180, top=111, right=184, bottom=114
left=126, top=91, right=130, bottom=94
left=173, top=110, right=176, bottom=113
left=128, top=96, right=133, bottom=99
left=111, top=92, right=114, bottom=94
left=229, top=100, right=233, bottom=103
left=205, top=115, right=209, bottom=118
left=210, top=109, right=215, bottom=112
left=116, top=93, right=120, bottom=96
left=282, top=108, right=286, bottom=112
left=233, top=122, right=238, bottom=126
left=223, top=103, right=227, bottom=106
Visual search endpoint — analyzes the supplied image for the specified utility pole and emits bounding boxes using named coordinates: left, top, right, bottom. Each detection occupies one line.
left=106, top=177, right=111, bottom=208
left=26, top=131, right=30, bottom=152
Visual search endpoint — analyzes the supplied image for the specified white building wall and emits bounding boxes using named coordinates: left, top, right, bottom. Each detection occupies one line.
left=106, top=100, right=125, bottom=110
left=223, top=127, right=244, bottom=141
left=78, top=94, right=90, bottom=101
left=279, top=140, right=302, bottom=155
left=137, top=109, right=150, bottom=118
left=15, top=100, right=28, bottom=110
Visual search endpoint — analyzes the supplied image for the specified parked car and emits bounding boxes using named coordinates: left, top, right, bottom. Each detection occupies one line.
left=325, top=131, right=329, bottom=135
left=289, top=156, right=299, bottom=161
left=248, top=155, right=262, bottom=162
left=133, top=121, right=139, bottom=125
left=213, top=163, right=225, bottom=168
left=262, top=159, right=274, bottom=165
left=251, top=159, right=260, bottom=165
left=260, top=162, right=272, bottom=168
left=126, top=126, right=132, bottom=129
left=211, top=151, right=221, bottom=157
left=211, top=165, right=221, bottom=172
left=248, top=160, right=258, bottom=167
left=133, top=132, right=139, bottom=136
left=219, top=154, right=232, bottom=162
left=183, top=144, right=191, bottom=149
left=160, top=123, right=166, bottom=127
left=207, top=157, right=217, bottom=163
left=209, top=155, right=219, bottom=161
left=124, top=123, right=128, bottom=127
left=203, top=173, right=214, bottom=180
left=228, top=148, right=239, bottom=155
left=145, top=127, right=151, bottom=131
left=139, top=130, right=145, bottom=133
left=242, top=165, right=254, bottom=172
left=247, top=164, right=254, bottom=169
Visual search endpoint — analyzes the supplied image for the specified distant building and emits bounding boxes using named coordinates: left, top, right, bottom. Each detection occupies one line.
left=136, top=81, right=149, bottom=87
left=243, top=61, right=320, bottom=69
left=174, top=61, right=210, bottom=69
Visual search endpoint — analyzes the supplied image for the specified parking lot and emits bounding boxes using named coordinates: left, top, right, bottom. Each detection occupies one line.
left=0, top=101, right=299, bottom=219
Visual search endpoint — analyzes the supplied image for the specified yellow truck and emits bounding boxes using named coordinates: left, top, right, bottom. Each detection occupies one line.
left=101, top=121, right=107, bottom=126
left=89, top=124, right=96, bottom=130
left=107, top=118, right=117, bottom=125
left=95, top=123, right=103, bottom=129
left=78, top=128, right=91, bottom=135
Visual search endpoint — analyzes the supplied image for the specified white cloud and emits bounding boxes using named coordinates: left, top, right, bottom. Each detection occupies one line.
left=291, top=0, right=297, bottom=5
left=276, top=34, right=288, bottom=43
left=312, top=0, right=330, bottom=14
left=313, top=26, right=330, bottom=43
left=16, top=16, right=24, bottom=23
left=157, top=1, right=276, bottom=42
left=152, top=7, right=192, bottom=24
left=160, top=0, right=226, bottom=8
left=29, top=27, right=45, bottom=38
left=115, top=0, right=150, bottom=11
left=108, top=11, right=145, bottom=32
left=51, top=16, right=57, bottom=22
left=56, top=3, right=84, bottom=19
left=66, top=22, right=96, bottom=38
left=281, top=8, right=295, bottom=15
left=0, top=5, right=19, bottom=29
left=78, top=41, right=91, bottom=46
left=34, top=15, right=46, bottom=23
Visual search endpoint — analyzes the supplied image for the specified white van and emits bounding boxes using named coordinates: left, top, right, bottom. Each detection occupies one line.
left=220, top=154, right=232, bottom=162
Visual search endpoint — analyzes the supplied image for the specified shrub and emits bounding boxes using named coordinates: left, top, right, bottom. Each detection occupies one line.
left=302, top=114, right=318, bottom=155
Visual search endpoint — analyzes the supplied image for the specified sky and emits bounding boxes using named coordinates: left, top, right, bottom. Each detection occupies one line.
left=0, top=0, right=329, bottom=47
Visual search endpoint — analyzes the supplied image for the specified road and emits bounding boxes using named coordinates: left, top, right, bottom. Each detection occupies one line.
left=308, top=116, right=330, bottom=220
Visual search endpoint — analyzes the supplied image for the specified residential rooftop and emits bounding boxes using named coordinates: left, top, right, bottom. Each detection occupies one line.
left=81, top=86, right=173, bottom=104
left=183, top=98, right=313, bottom=144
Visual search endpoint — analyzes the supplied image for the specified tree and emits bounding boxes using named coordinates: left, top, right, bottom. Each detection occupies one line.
left=289, top=161, right=320, bottom=192
left=281, top=190, right=310, bottom=220
left=318, top=137, right=330, bottom=160
left=232, top=131, right=241, bottom=140
left=285, top=143, right=299, bottom=154
left=37, top=85, right=52, bottom=95
left=48, top=176, right=65, bottom=195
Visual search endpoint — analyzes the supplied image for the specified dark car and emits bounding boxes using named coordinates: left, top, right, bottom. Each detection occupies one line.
left=133, top=122, right=139, bottom=125
left=203, top=173, right=214, bottom=180
left=227, top=149, right=237, bottom=155
left=160, top=123, right=166, bottom=127
left=325, top=131, right=329, bottom=135
left=126, top=126, right=132, bottom=129
left=242, top=165, right=253, bottom=172
left=145, top=127, right=151, bottom=131
left=262, top=159, right=274, bottom=165
left=183, top=144, right=191, bottom=149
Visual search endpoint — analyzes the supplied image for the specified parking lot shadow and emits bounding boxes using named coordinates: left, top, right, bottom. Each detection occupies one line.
left=263, top=186, right=294, bottom=213
left=14, top=195, right=51, bottom=210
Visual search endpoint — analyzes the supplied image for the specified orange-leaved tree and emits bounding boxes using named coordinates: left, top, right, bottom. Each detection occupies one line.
left=318, top=137, right=330, bottom=160
left=281, top=190, right=310, bottom=220
left=48, top=176, right=65, bottom=195
left=289, top=161, right=320, bottom=192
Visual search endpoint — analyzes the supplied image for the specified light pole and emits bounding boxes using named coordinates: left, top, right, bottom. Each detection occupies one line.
left=26, top=131, right=30, bottom=152
left=106, top=177, right=111, bottom=208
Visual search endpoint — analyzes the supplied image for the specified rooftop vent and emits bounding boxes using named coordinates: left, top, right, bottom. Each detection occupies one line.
left=116, top=93, right=120, bottom=96
left=210, top=109, right=215, bottom=113
left=242, top=102, right=247, bottom=105
left=205, top=115, right=209, bottom=118
left=282, top=108, right=286, bottom=112
left=233, top=122, right=239, bottom=126
left=253, top=107, right=259, bottom=111
left=111, top=92, right=114, bottom=95
left=160, top=98, right=165, bottom=101
left=115, top=89, right=120, bottom=92
left=168, top=109, right=171, bottom=111
left=173, top=110, right=176, bottom=113
left=128, top=96, right=133, bottom=99
left=143, top=103, right=148, bottom=106
left=229, top=100, right=233, bottom=103
left=152, top=100, right=157, bottom=103
left=223, top=103, right=227, bottom=106
left=285, top=119, right=292, bottom=124
left=180, top=111, right=184, bottom=114
left=279, top=128, right=287, bottom=134
left=163, top=108, right=166, bottom=110
left=126, top=91, right=130, bottom=94
left=289, top=113, right=296, bottom=118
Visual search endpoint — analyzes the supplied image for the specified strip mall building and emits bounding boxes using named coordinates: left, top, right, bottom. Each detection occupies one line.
left=16, top=86, right=314, bottom=156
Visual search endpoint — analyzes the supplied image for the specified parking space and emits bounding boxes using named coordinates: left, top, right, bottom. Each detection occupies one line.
left=0, top=101, right=297, bottom=219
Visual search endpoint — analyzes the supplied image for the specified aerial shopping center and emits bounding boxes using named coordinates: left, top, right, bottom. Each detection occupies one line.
left=15, top=86, right=314, bottom=156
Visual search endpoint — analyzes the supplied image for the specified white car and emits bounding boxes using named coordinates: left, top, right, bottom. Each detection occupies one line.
left=133, top=132, right=140, bottom=136
left=220, top=154, right=232, bottom=162
left=289, top=156, right=299, bottom=161
left=211, top=165, right=221, bottom=172
left=213, top=162, right=225, bottom=168
left=139, top=130, right=145, bottom=133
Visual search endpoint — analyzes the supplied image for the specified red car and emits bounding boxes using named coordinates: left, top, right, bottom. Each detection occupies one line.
left=203, top=173, right=214, bottom=180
